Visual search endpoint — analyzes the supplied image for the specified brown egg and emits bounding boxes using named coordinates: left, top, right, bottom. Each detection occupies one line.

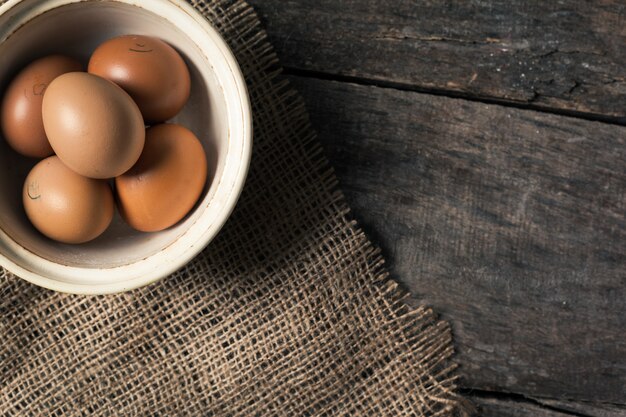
left=88, top=35, right=191, bottom=123
left=115, top=124, right=207, bottom=232
left=1, top=55, right=82, bottom=158
left=42, top=72, right=145, bottom=179
left=23, top=156, right=114, bottom=244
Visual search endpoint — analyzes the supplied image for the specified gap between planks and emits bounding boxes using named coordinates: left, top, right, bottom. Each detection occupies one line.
left=284, top=67, right=626, bottom=128
left=464, top=388, right=626, bottom=417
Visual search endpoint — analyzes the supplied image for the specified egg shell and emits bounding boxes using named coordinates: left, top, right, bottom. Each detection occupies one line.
left=23, top=156, right=114, bottom=244
left=115, top=124, right=207, bottom=232
left=1, top=55, right=82, bottom=158
left=42, top=72, right=145, bottom=179
left=88, top=35, right=191, bottom=123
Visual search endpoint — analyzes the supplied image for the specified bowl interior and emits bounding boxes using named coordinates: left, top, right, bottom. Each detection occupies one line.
left=0, top=1, right=242, bottom=276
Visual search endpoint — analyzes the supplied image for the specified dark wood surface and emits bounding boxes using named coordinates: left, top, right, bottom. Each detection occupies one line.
left=250, top=0, right=626, bottom=120
left=248, top=2, right=626, bottom=416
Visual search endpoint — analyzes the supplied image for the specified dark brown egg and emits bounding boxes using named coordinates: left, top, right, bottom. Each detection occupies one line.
left=88, top=35, right=191, bottom=123
left=1, top=55, right=82, bottom=158
left=42, top=72, right=145, bottom=179
left=115, top=124, right=207, bottom=232
left=23, top=156, right=114, bottom=244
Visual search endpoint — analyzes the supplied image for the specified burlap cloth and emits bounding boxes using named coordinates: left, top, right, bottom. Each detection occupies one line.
left=0, top=1, right=469, bottom=415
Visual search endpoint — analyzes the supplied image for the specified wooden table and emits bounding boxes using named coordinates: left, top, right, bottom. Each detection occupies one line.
left=246, top=2, right=626, bottom=416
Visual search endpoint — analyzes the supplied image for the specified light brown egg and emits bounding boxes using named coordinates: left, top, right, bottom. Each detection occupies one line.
left=42, top=72, right=145, bottom=179
left=88, top=35, right=191, bottom=123
left=1, top=55, right=82, bottom=158
left=115, top=124, right=207, bottom=232
left=23, top=156, right=114, bottom=244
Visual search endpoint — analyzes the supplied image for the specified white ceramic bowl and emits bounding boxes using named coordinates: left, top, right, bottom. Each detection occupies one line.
left=0, top=0, right=252, bottom=294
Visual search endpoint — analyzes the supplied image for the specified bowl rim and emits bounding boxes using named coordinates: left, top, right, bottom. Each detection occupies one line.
left=0, top=0, right=253, bottom=294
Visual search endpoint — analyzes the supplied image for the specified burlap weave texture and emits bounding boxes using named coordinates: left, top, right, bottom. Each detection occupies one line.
left=0, top=1, right=467, bottom=415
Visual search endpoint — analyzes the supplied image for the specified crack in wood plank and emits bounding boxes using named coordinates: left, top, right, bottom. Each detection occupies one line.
left=373, top=33, right=503, bottom=46
left=467, top=389, right=626, bottom=417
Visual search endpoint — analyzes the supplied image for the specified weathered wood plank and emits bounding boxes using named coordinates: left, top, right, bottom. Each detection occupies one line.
left=249, top=0, right=626, bottom=119
left=472, top=396, right=626, bottom=417
left=287, top=76, right=626, bottom=404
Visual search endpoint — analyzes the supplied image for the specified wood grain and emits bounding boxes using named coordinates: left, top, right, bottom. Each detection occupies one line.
left=287, top=76, right=626, bottom=404
left=249, top=0, right=626, bottom=119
